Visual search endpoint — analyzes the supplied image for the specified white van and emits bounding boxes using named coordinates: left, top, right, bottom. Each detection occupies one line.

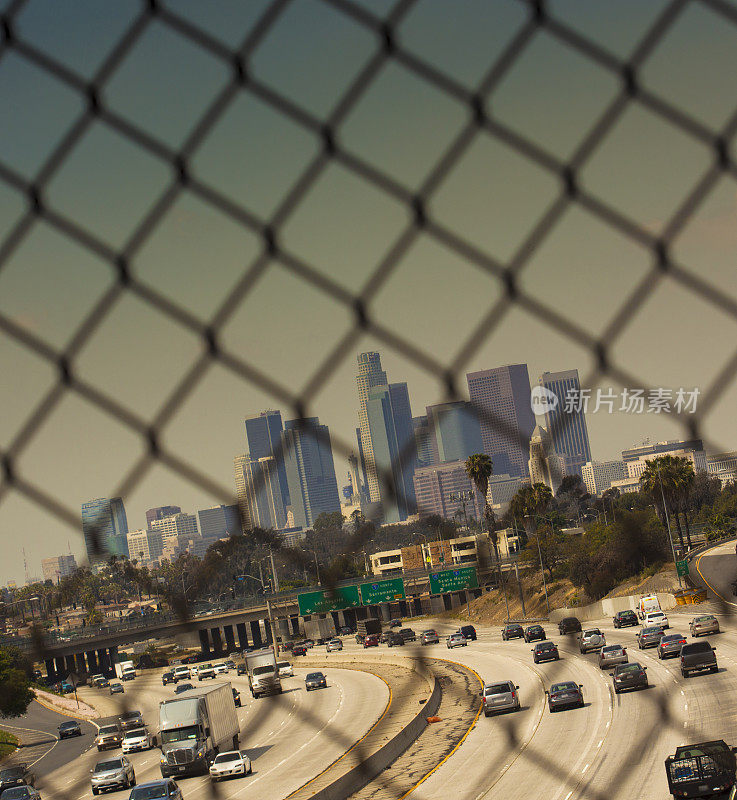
left=637, top=595, right=661, bottom=620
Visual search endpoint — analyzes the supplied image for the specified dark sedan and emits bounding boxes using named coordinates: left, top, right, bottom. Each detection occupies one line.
left=58, top=720, right=82, bottom=739
left=637, top=626, right=665, bottom=649
left=558, top=617, right=582, bottom=635
left=305, top=671, right=327, bottom=691
left=546, top=682, right=584, bottom=712
left=613, top=610, right=638, bottom=628
left=658, top=633, right=687, bottom=659
left=161, top=672, right=175, bottom=686
left=387, top=632, right=405, bottom=647
left=502, top=624, right=524, bottom=640
left=524, top=625, right=546, bottom=643
left=533, top=641, right=560, bottom=663
left=174, top=682, right=194, bottom=694
left=292, top=645, right=308, bottom=656
left=0, top=766, right=35, bottom=793
left=612, top=662, right=648, bottom=693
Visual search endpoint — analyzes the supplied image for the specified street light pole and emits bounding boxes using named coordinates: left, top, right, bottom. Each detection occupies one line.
left=657, top=466, right=683, bottom=589
left=524, top=515, right=550, bottom=614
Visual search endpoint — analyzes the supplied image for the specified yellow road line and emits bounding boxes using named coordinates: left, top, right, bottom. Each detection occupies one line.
left=695, top=551, right=737, bottom=608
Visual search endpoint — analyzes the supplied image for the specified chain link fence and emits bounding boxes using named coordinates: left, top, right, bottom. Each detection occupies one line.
left=2, top=0, right=737, bottom=798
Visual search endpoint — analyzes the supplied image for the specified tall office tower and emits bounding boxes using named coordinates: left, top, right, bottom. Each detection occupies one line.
left=81, top=497, right=129, bottom=562
left=126, top=529, right=164, bottom=565
left=41, top=554, right=77, bottom=583
left=528, top=425, right=565, bottom=494
left=197, top=504, right=242, bottom=541
left=538, top=369, right=592, bottom=477
left=244, top=410, right=290, bottom=508
left=364, top=383, right=417, bottom=523
left=145, top=505, right=182, bottom=526
left=413, top=416, right=435, bottom=467
left=282, top=417, right=341, bottom=529
left=347, top=454, right=363, bottom=503
left=466, top=364, right=536, bottom=477
left=425, top=401, right=483, bottom=463
left=413, top=461, right=484, bottom=521
left=234, top=456, right=287, bottom=530
left=356, top=352, right=388, bottom=502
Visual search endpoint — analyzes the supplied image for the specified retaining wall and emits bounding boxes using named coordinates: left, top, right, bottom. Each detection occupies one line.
left=549, top=592, right=677, bottom=623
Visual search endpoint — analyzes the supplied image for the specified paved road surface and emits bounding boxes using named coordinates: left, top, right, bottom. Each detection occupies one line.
left=694, top=539, right=737, bottom=606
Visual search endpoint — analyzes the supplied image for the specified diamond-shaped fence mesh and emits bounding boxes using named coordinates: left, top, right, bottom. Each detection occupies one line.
left=1, top=0, right=737, bottom=798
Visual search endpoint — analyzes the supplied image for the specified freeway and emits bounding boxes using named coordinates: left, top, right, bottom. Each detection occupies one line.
left=693, top=539, right=737, bottom=607
left=36, top=665, right=387, bottom=800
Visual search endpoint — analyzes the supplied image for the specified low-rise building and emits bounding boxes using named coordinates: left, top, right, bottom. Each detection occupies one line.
left=581, top=460, right=628, bottom=496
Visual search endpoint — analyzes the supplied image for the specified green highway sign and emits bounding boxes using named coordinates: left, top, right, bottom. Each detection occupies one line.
left=298, top=586, right=361, bottom=616
left=359, top=578, right=406, bottom=605
left=676, top=559, right=690, bottom=577
left=429, top=566, right=479, bottom=595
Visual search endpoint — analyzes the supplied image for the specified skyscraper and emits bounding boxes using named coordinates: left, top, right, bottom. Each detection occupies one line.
left=234, top=456, right=287, bottom=530
left=425, top=401, right=483, bottom=463
left=413, top=416, right=434, bottom=467
left=197, top=504, right=242, bottom=541
left=282, top=417, right=341, bottom=529
left=81, top=497, right=129, bottom=562
left=466, top=364, right=536, bottom=477
left=528, top=425, right=565, bottom=494
left=149, top=512, right=199, bottom=561
left=539, top=369, right=592, bottom=477
left=244, top=410, right=290, bottom=509
left=145, top=505, right=182, bottom=526
left=356, top=352, right=388, bottom=502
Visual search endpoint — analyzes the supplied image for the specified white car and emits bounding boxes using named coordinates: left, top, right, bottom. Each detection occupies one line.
left=277, top=661, right=293, bottom=678
left=121, top=727, right=153, bottom=753
left=189, top=666, right=198, bottom=677
left=209, top=751, right=252, bottom=782
left=644, top=611, right=669, bottom=629
left=213, top=663, right=228, bottom=674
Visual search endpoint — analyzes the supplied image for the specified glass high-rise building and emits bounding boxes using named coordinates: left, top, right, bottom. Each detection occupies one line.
left=425, top=401, right=483, bottom=464
left=538, top=369, right=592, bottom=477
left=244, top=410, right=290, bottom=509
left=197, top=504, right=242, bottom=541
left=81, top=497, right=129, bottom=562
left=466, top=364, right=536, bottom=477
left=233, top=456, right=287, bottom=530
left=356, top=352, right=388, bottom=503
left=282, top=417, right=341, bottom=529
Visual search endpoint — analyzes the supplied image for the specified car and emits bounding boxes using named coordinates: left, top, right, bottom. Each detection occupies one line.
left=387, top=631, right=405, bottom=647
left=59, top=682, right=74, bottom=694
left=0, top=787, right=41, bottom=800
left=482, top=681, right=520, bottom=716
left=90, top=757, right=135, bottom=794
left=305, top=671, right=327, bottom=691
left=355, top=633, right=365, bottom=645
left=379, top=631, right=390, bottom=644
left=97, top=677, right=110, bottom=689
left=680, top=641, right=718, bottom=677
left=95, top=725, right=123, bottom=751
left=121, top=728, right=153, bottom=754
left=58, top=720, right=82, bottom=739
left=420, top=630, right=440, bottom=646
left=363, top=634, right=380, bottom=648
left=459, top=625, right=477, bottom=641
left=612, top=610, right=638, bottom=628
left=128, top=779, right=183, bottom=800
left=198, top=665, right=216, bottom=680
left=0, top=766, right=35, bottom=793
left=612, top=662, right=648, bottom=693
left=224, top=660, right=237, bottom=670
left=91, top=674, right=106, bottom=687
left=109, top=682, right=124, bottom=695
left=446, top=632, right=468, bottom=649
left=189, top=666, right=199, bottom=677
left=119, top=711, right=144, bottom=731
left=232, top=688, right=241, bottom=708
left=281, top=641, right=295, bottom=652
left=338, top=626, right=353, bottom=636
left=690, top=615, right=720, bottom=637
left=658, top=633, right=687, bottom=660
left=598, top=644, right=628, bottom=670
left=579, top=629, right=606, bottom=653
left=523, top=625, right=546, bottom=643
left=637, top=626, right=665, bottom=649
left=557, top=617, right=582, bottom=635
left=389, top=619, right=401, bottom=628
left=236, top=663, right=248, bottom=675
left=209, top=751, right=252, bottom=782
left=399, top=628, right=417, bottom=643
left=213, top=663, right=228, bottom=675
left=644, top=611, right=670, bottom=629
left=532, top=641, right=559, bottom=663
left=161, top=672, right=175, bottom=686
left=546, top=681, right=584, bottom=712
left=174, top=682, right=193, bottom=694
left=293, top=644, right=308, bottom=656
left=277, top=661, right=294, bottom=678
left=326, top=638, right=343, bottom=652
left=304, top=639, right=315, bottom=648
left=501, top=624, right=524, bottom=641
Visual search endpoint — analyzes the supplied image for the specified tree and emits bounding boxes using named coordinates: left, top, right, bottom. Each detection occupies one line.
left=313, top=512, right=345, bottom=532
left=510, top=483, right=554, bottom=523
left=0, top=647, right=34, bottom=718
left=465, top=454, right=497, bottom=558
left=640, top=456, right=694, bottom=550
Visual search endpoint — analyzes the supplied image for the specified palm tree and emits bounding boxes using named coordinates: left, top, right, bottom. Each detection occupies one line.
left=640, top=456, right=685, bottom=549
left=673, top=459, right=696, bottom=549
left=465, top=453, right=497, bottom=559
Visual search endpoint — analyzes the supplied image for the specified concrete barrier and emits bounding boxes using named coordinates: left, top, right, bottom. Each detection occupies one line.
left=549, top=592, right=677, bottom=623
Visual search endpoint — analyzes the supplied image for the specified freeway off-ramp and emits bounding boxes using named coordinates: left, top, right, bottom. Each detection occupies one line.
left=10, top=539, right=737, bottom=800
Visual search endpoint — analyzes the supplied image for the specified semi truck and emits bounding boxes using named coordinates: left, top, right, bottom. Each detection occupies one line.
left=665, top=740, right=736, bottom=798
left=303, top=616, right=335, bottom=644
left=245, top=649, right=282, bottom=698
left=114, top=661, right=136, bottom=681
left=357, top=618, right=382, bottom=638
left=158, top=682, right=239, bottom=778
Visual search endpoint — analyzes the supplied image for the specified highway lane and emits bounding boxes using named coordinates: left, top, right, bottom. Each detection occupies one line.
left=694, top=539, right=737, bottom=607
left=40, top=665, right=388, bottom=800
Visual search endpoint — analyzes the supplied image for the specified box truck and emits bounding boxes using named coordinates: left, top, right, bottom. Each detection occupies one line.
left=303, top=616, right=335, bottom=644
left=357, top=618, right=382, bottom=637
left=114, top=661, right=136, bottom=681
left=158, top=682, right=239, bottom=777
left=245, top=649, right=282, bottom=698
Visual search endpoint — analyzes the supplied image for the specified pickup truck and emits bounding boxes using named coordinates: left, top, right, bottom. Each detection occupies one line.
left=681, top=641, right=718, bottom=678
left=666, top=740, right=736, bottom=798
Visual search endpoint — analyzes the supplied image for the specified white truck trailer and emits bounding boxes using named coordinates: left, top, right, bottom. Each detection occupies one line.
left=114, top=660, right=136, bottom=681
left=245, top=649, right=282, bottom=698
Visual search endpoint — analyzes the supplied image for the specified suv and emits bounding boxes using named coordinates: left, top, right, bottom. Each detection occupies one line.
left=119, top=711, right=144, bottom=732
left=613, top=610, right=638, bottom=629
left=459, top=625, right=477, bottom=641
left=90, top=757, right=135, bottom=794
left=387, top=631, right=405, bottom=647
left=482, top=681, right=520, bottom=716
left=161, top=672, right=175, bottom=686
left=557, top=617, right=581, bottom=635
left=579, top=629, right=606, bottom=653
left=680, top=641, right=718, bottom=677
left=129, top=781, right=182, bottom=800
left=95, top=724, right=123, bottom=751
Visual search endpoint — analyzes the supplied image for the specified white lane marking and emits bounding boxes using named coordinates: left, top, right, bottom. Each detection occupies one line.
left=582, top=764, right=589, bottom=774
left=597, top=740, right=603, bottom=748
left=564, top=792, right=573, bottom=800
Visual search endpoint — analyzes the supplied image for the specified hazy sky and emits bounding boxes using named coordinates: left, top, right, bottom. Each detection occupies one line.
left=2, top=0, right=737, bottom=584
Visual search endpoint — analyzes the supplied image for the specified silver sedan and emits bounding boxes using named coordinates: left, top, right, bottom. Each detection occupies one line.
left=598, top=644, right=628, bottom=669
left=690, top=615, right=720, bottom=637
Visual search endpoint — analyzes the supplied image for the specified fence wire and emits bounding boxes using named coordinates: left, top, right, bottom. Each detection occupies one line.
left=2, top=0, right=737, bottom=798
